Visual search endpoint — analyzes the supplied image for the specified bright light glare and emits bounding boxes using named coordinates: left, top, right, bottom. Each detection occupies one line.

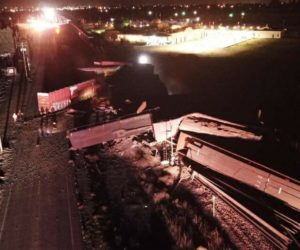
left=42, top=7, right=56, bottom=21
left=141, top=30, right=256, bottom=54
left=138, top=54, right=150, bottom=64
left=55, top=27, right=60, bottom=34
left=26, top=7, right=59, bottom=31
left=27, top=18, right=58, bottom=31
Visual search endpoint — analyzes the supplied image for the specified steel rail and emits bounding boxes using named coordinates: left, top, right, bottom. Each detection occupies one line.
left=193, top=169, right=300, bottom=234
left=193, top=172, right=292, bottom=249
left=204, top=172, right=300, bottom=245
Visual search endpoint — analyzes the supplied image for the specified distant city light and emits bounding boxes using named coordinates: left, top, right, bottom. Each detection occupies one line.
left=241, top=12, right=245, bottom=17
left=196, top=17, right=200, bottom=22
left=148, top=10, right=153, bottom=16
left=229, top=13, right=234, bottom=18
left=138, top=54, right=150, bottom=64
left=171, top=24, right=182, bottom=30
left=193, top=10, right=197, bottom=15
left=181, top=11, right=186, bottom=16
left=174, top=12, right=178, bottom=17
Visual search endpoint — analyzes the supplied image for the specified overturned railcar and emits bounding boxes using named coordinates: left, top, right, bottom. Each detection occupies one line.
left=177, top=132, right=300, bottom=211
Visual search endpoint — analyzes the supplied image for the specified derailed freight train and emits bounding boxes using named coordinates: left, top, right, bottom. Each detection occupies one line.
left=176, top=132, right=300, bottom=211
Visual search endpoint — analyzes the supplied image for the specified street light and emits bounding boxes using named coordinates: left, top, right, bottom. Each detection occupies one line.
left=138, top=54, right=150, bottom=64
left=2, top=68, right=16, bottom=147
left=148, top=10, right=153, bottom=16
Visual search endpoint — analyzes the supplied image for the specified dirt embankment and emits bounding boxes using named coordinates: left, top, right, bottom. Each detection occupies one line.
left=73, top=134, right=260, bottom=250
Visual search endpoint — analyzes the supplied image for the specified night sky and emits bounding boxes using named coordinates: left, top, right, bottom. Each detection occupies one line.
left=1, top=0, right=269, bottom=7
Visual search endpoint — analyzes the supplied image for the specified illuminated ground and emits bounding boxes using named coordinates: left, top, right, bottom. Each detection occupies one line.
left=137, top=38, right=274, bottom=56
left=132, top=38, right=300, bottom=129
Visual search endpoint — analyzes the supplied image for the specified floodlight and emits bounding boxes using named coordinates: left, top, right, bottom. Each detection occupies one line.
left=138, top=54, right=149, bottom=64
left=42, top=7, right=56, bottom=21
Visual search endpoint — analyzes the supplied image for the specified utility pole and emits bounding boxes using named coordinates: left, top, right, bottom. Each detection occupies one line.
left=0, top=136, right=3, bottom=153
left=212, top=195, right=216, bottom=217
left=2, top=26, right=21, bottom=147
left=20, top=42, right=28, bottom=80
left=165, top=122, right=175, bottom=165
left=2, top=75, right=15, bottom=147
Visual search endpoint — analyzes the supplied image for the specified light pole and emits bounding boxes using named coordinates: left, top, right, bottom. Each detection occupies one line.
left=2, top=74, right=15, bottom=147
left=0, top=135, right=3, bottom=153
left=20, top=42, right=28, bottom=80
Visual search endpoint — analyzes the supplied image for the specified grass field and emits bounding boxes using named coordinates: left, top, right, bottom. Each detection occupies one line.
left=134, top=38, right=300, bottom=132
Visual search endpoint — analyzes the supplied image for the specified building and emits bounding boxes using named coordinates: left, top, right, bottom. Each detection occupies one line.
left=117, top=27, right=282, bottom=47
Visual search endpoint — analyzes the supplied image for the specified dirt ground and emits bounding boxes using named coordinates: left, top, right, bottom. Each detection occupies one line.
left=73, top=132, right=275, bottom=250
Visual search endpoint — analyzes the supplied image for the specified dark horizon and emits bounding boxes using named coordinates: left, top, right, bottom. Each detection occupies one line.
left=1, top=0, right=274, bottom=8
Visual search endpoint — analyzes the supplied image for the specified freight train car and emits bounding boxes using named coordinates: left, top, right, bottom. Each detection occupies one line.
left=177, top=132, right=300, bottom=211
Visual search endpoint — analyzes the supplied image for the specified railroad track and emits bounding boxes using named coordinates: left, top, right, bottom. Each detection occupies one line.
left=193, top=171, right=295, bottom=249
left=177, top=133, right=300, bottom=211
left=203, top=172, right=300, bottom=241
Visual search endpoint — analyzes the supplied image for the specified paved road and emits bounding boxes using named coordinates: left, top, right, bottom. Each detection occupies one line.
left=0, top=23, right=97, bottom=249
left=0, top=123, right=83, bottom=249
